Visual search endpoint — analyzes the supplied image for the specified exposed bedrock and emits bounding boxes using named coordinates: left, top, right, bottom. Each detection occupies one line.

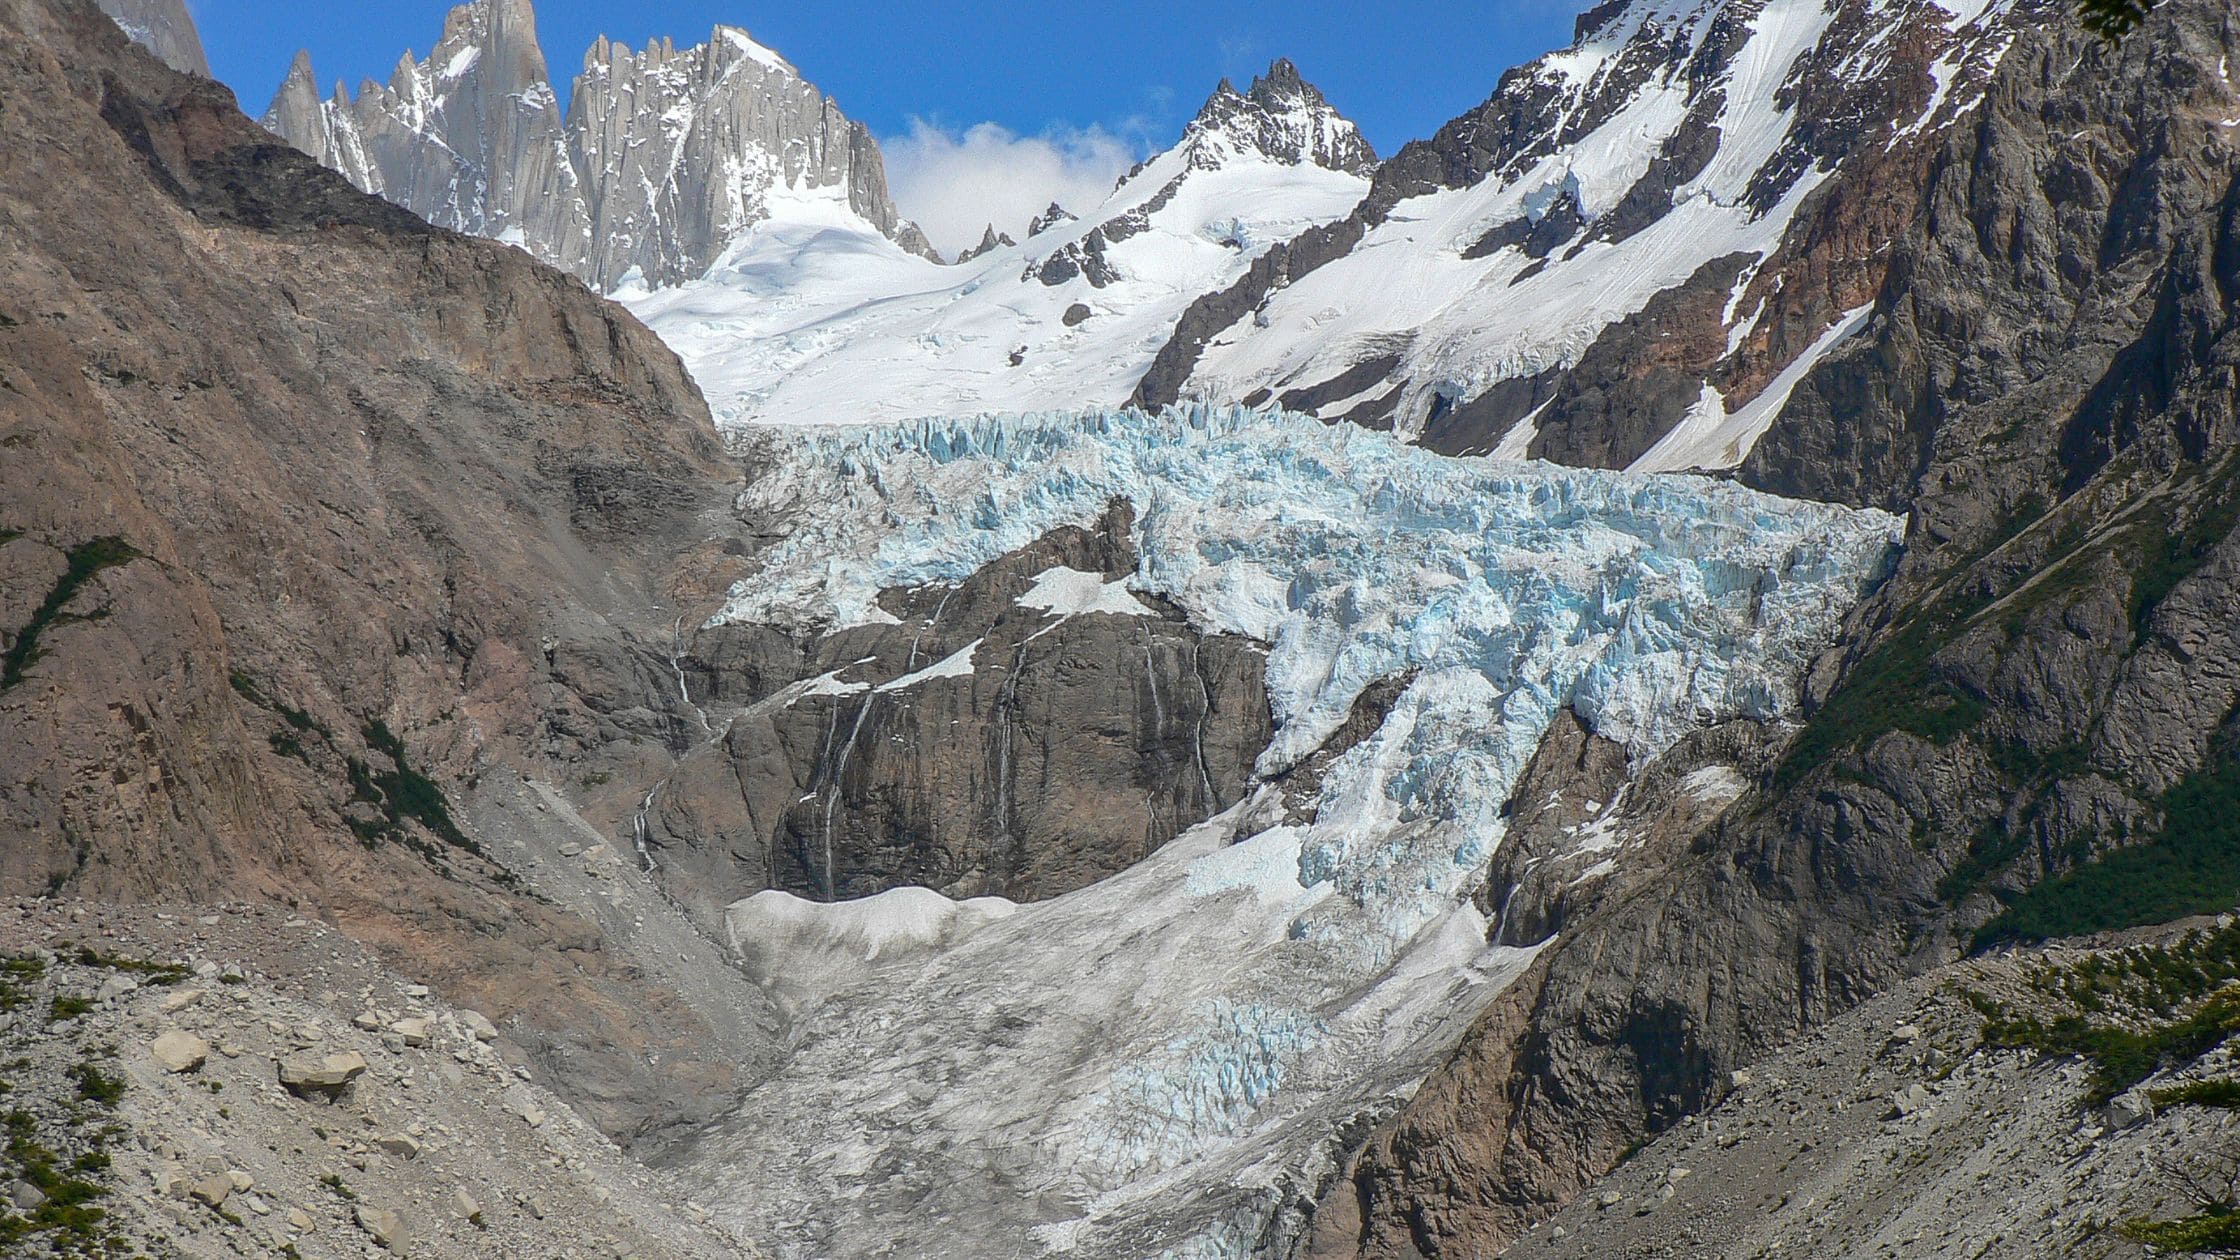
left=0, top=0, right=772, bottom=1149
left=641, top=502, right=1276, bottom=928
left=1311, top=0, right=2240, bottom=1253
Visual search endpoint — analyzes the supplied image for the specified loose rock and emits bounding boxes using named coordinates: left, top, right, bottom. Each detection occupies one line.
left=150, top=1028, right=210, bottom=1074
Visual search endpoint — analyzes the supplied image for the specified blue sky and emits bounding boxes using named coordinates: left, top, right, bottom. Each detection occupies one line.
left=187, top=1, right=1582, bottom=251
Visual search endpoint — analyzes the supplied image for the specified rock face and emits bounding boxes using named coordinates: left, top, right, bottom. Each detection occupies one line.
left=1309, top=0, right=2240, bottom=1253
left=1182, top=57, right=1378, bottom=176
left=261, top=0, right=934, bottom=290
left=259, top=0, right=591, bottom=278
left=645, top=503, right=1273, bottom=926
left=1133, top=0, right=2014, bottom=474
left=568, top=25, right=936, bottom=286
left=1498, top=920, right=2240, bottom=1260
left=0, top=0, right=769, bottom=1148
left=92, top=0, right=204, bottom=75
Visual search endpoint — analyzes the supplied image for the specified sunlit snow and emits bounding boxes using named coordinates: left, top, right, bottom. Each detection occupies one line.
left=626, top=138, right=1370, bottom=428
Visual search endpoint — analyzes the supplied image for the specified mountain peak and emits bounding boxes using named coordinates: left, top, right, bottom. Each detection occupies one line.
left=1027, top=202, right=1077, bottom=237
left=1255, top=56, right=1306, bottom=94
left=93, top=0, right=211, bottom=77
left=1182, top=59, right=1376, bottom=174
left=955, top=223, right=1017, bottom=264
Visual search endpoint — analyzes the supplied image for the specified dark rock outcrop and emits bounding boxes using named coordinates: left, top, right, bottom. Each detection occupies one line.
left=955, top=223, right=1016, bottom=263
left=1313, top=0, right=2240, bottom=1252
left=642, top=505, right=1274, bottom=927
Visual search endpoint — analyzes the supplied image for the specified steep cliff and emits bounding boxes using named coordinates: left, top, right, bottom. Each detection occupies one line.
left=91, top=0, right=203, bottom=75
left=568, top=27, right=932, bottom=288
left=260, top=0, right=934, bottom=291
left=257, top=0, right=592, bottom=278
left=646, top=502, right=1273, bottom=927
left=1313, top=0, right=2240, bottom=1252
left=0, top=0, right=772, bottom=1147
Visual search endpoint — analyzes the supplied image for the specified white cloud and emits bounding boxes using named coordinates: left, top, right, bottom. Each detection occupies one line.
left=880, top=119, right=1142, bottom=259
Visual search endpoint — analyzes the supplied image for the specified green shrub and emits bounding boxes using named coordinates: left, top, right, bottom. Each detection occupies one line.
left=0, top=537, right=140, bottom=690
left=66, top=1064, right=123, bottom=1107
left=2119, top=1210, right=2240, bottom=1253
left=1978, top=923, right=2240, bottom=1102
left=1975, top=751, right=2240, bottom=947
left=2149, top=1079, right=2240, bottom=1109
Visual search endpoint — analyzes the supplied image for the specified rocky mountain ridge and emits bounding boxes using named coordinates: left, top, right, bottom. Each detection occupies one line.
left=625, top=59, right=1379, bottom=427
left=1135, top=0, right=2017, bottom=473
left=1305, top=0, right=2240, bottom=1253
left=260, top=0, right=934, bottom=291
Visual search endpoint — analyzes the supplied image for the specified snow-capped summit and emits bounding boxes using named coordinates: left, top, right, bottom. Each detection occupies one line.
left=260, top=0, right=934, bottom=291
left=262, top=0, right=588, bottom=275
left=627, top=62, right=1379, bottom=427
left=1179, top=57, right=1378, bottom=175
left=565, top=23, right=936, bottom=288
left=1136, top=0, right=2021, bottom=473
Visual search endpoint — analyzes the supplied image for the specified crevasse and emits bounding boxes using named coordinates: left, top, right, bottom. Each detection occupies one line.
left=689, top=406, right=1901, bottom=1259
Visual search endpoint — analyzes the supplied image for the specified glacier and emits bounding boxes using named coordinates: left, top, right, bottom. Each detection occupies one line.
left=682, top=406, right=1900, bottom=1258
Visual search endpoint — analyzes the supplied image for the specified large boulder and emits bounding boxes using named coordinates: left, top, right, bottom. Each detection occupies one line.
left=276, top=1050, right=368, bottom=1099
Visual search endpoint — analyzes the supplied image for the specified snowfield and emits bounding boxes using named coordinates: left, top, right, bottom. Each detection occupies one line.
left=625, top=152, right=1369, bottom=428
left=682, top=406, right=1901, bottom=1259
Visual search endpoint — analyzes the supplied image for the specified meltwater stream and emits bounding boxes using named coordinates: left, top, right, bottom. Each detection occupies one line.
left=678, top=407, right=1899, bottom=1259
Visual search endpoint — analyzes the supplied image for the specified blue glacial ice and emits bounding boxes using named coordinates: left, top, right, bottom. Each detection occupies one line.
left=688, top=405, right=1901, bottom=1259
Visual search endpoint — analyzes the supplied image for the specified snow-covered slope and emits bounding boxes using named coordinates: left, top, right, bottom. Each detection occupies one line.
left=261, top=0, right=933, bottom=291
left=625, top=62, right=1376, bottom=427
left=675, top=406, right=1901, bottom=1259
left=1136, top=0, right=2020, bottom=473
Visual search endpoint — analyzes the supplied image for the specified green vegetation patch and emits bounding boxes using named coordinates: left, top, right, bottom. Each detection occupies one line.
left=1769, top=607, right=1989, bottom=793
left=2119, top=1210, right=2240, bottom=1254
left=227, top=670, right=330, bottom=737
left=0, top=537, right=140, bottom=690
left=69, top=946, right=189, bottom=986
left=1975, top=921, right=2240, bottom=1102
left=345, top=718, right=473, bottom=855
left=1974, top=750, right=2240, bottom=947
left=0, top=957, right=45, bottom=1014
left=65, top=1063, right=122, bottom=1108
left=2130, top=462, right=2240, bottom=640
left=0, top=1110, right=111, bottom=1252
left=2149, top=1078, right=2240, bottom=1109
